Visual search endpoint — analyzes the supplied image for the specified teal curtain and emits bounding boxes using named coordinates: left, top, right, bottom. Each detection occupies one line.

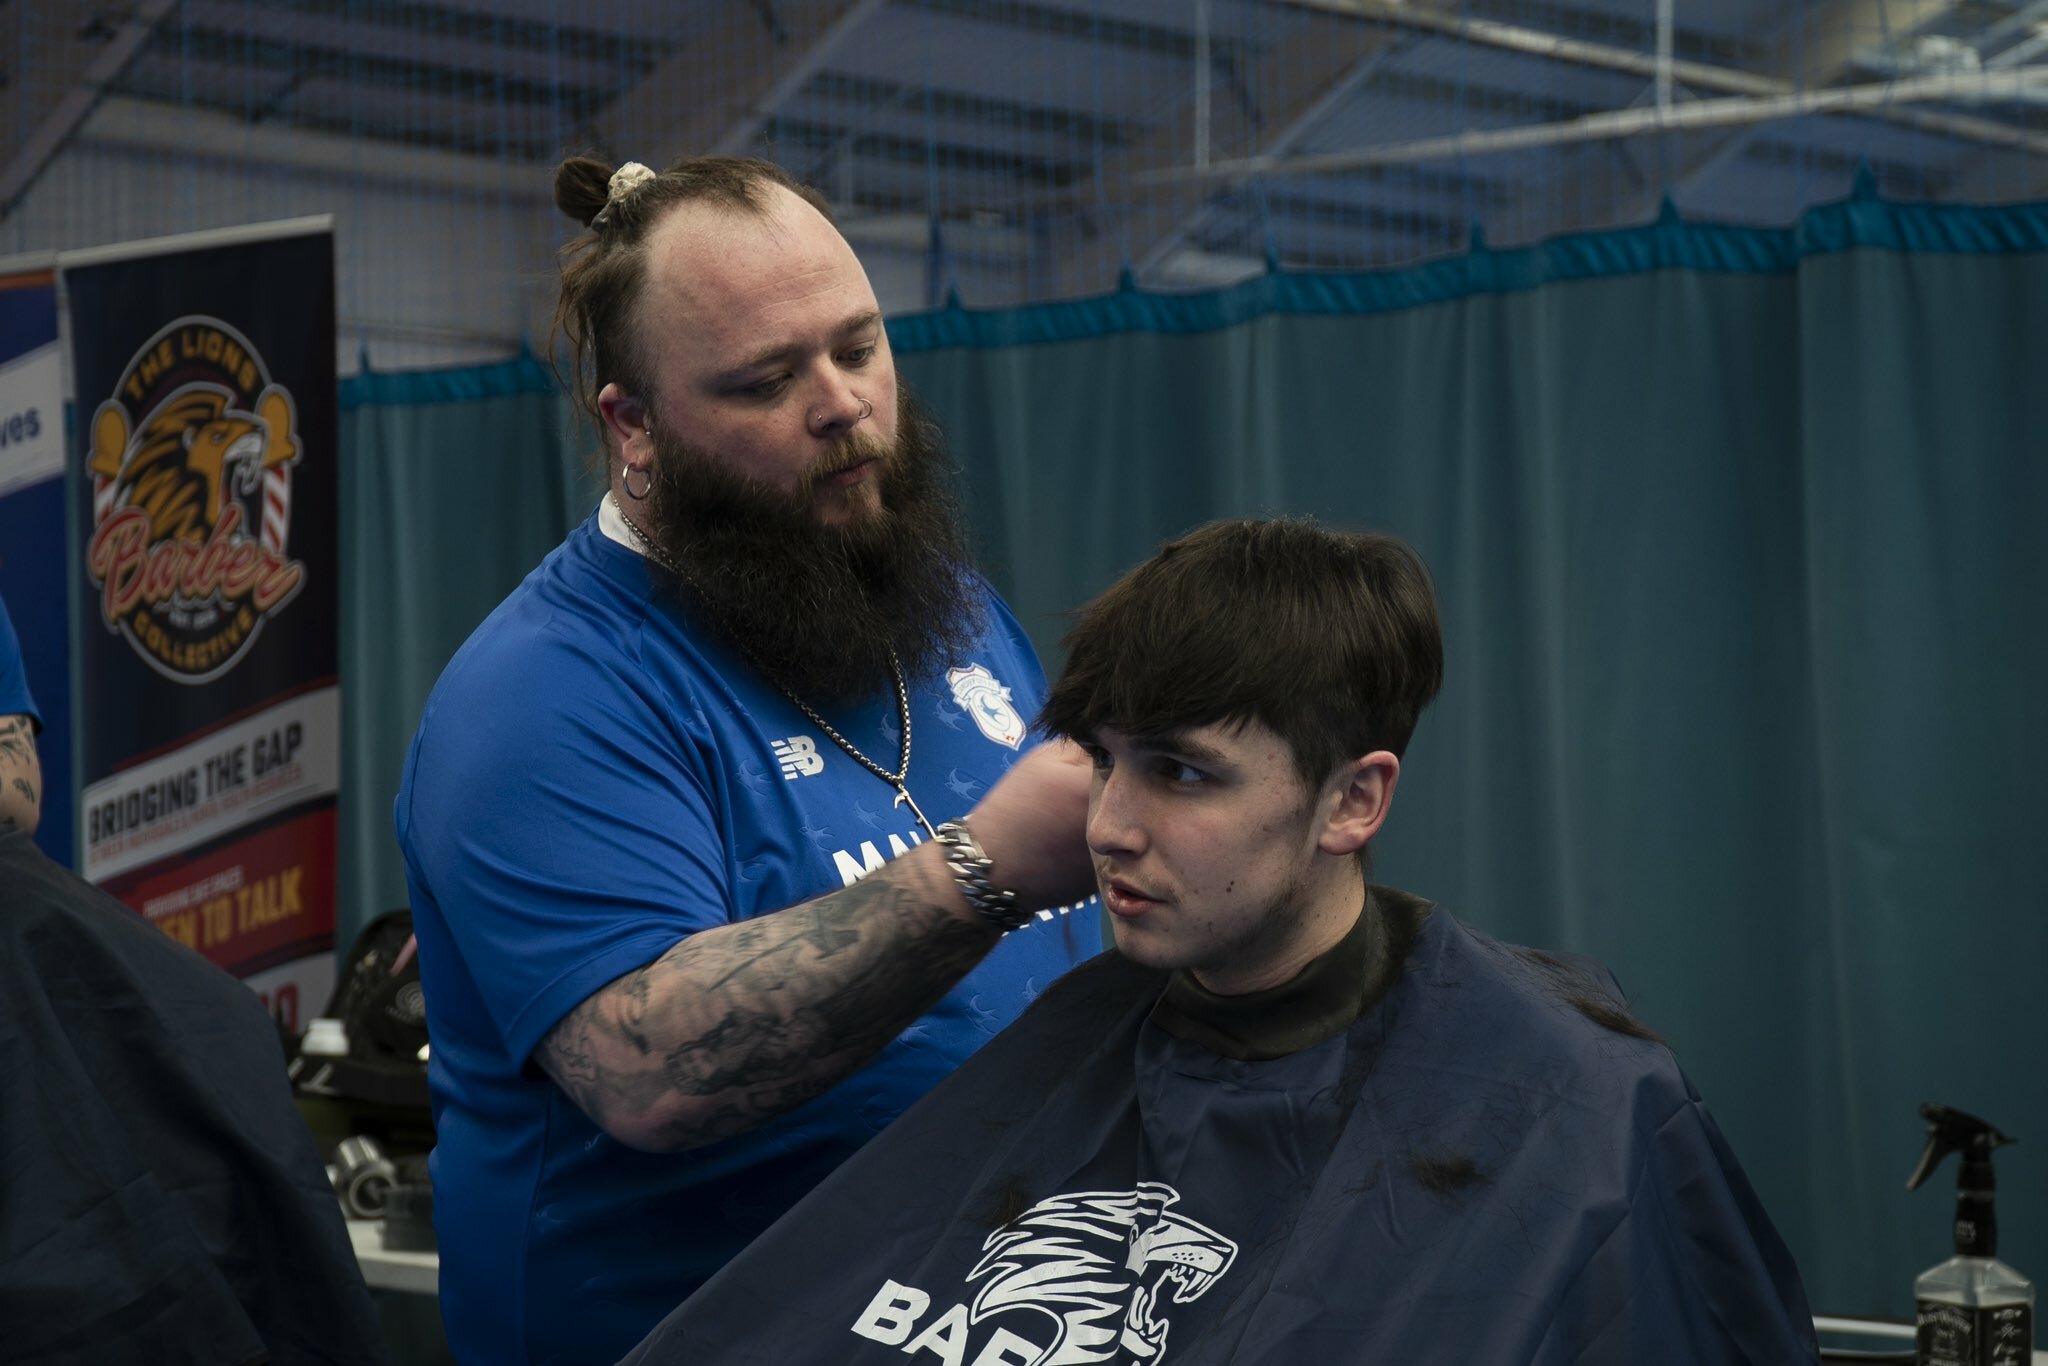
left=893, top=186, right=2048, bottom=1319
left=337, top=353, right=596, bottom=951
left=336, top=186, right=2045, bottom=1321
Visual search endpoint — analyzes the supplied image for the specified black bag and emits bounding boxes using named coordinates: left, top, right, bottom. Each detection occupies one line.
left=291, top=909, right=431, bottom=1111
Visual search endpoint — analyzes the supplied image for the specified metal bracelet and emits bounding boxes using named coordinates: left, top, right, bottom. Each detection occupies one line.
left=934, top=820, right=1030, bottom=932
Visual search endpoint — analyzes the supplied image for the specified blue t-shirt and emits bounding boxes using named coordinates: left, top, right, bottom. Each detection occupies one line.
left=0, top=594, right=39, bottom=726
left=395, top=514, right=1099, bottom=1366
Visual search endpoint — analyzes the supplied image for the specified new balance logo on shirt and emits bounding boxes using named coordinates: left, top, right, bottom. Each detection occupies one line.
left=772, top=736, right=824, bottom=779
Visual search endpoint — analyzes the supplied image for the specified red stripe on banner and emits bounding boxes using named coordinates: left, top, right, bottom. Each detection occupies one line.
left=262, top=471, right=288, bottom=552
left=101, top=804, right=338, bottom=982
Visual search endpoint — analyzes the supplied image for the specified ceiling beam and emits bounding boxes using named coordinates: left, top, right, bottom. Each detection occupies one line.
left=1934, top=0, right=2048, bottom=201
left=1135, top=38, right=1410, bottom=283
left=584, top=0, right=886, bottom=167
left=1275, top=0, right=2038, bottom=168
left=0, top=0, right=179, bottom=218
left=1276, top=0, right=1783, bottom=95
left=1109, top=0, right=2040, bottom=271
left=1624, top=0, right=1966, bottom=221
left=1129, top=65, right=2048, bottom=183
left=1031, top=6, right=1400, bottom=298
left=1522, top=0, right=1955, bottom=232
left=70, top=94, right=557, bottom=198
left=712, top=0, right=891, bottom=157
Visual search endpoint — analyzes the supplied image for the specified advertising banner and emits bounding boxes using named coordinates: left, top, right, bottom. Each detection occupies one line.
left=0, top=257, right=71, bottom=865
left=65, top=220, right=338, bottom=1028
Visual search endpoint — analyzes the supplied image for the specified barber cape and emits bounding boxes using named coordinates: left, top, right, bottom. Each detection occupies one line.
left=624, top=889, right=1817, bottom=1366
left=0, top=828, right=389, bottom=1365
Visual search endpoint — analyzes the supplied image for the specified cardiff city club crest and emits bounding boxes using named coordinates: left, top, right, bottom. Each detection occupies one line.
left=85, top=316, right=306, bottom=684
left=946, top=663, right=1025, bottom=749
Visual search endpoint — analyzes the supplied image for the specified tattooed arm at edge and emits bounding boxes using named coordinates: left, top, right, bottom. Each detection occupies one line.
left=0, top=715, right=39, bottom=836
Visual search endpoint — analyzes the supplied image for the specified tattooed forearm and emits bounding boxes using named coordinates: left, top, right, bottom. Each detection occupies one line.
left=537, top=849, right=993, bottom=1152
left=0, top=714, right=39, bottom=835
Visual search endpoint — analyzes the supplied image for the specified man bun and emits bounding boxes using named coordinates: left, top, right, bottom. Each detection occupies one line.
left=554, top=156, right=614, bottom=228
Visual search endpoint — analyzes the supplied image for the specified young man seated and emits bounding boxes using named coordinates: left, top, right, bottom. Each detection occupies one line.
left=623, top=518, right=1818, bottom=1365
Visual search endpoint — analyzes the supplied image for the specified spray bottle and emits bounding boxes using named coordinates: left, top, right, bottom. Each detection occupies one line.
left=1906, top=1102, right=2033, bottom=1366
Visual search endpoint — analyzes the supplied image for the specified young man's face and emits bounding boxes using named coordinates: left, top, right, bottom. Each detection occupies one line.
left=1081, top=718, right=1360, bottom=995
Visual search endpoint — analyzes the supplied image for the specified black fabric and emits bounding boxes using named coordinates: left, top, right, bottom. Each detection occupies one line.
left=0, top=828, right=391, bottom=1365
left=623, top=895, right=1817, bottom=1365
left=296, top=909, right=432, bottom=1112
left=325, top=910, right=428, bottom=1069
left=1149, top=886, right=1422, bottom=1061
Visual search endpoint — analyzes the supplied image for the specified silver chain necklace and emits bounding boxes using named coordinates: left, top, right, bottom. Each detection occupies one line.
left=611, top=494, right=935, bottom=838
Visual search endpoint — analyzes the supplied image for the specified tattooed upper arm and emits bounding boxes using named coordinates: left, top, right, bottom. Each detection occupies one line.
left=535, top=960, right=669, bottom=1144
left=0, top=714, right=39, bottom=834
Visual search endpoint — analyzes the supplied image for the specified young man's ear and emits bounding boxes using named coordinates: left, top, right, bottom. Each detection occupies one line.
left=1318, top=752, right=1400, bottom=857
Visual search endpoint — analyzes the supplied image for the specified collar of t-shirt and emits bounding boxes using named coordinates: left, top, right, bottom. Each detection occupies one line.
left=597, top=494, right=640, bottom=553
left=1148, top=886, right=1428, bottom=1062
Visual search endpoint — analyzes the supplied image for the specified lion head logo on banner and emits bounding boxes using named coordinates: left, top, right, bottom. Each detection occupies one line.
left=85, top=315, right=306, bottom=684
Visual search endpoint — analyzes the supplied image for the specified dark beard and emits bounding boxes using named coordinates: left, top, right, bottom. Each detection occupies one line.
left=639, top=383, right=985, bottom=705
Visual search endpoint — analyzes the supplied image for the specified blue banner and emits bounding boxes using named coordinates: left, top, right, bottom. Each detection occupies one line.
left=0, top=263, right=71, bottom=866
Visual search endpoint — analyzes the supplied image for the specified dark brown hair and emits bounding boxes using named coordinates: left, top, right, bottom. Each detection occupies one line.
left=549, top=154, right=833, bottom=430
left=1040, top=518, right=1444, bottom=788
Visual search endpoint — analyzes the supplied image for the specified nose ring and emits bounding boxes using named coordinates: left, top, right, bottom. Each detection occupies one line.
left=814, top=398, right=873, bottom=429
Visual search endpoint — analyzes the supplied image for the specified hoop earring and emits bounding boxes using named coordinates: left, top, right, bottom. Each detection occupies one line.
left=622, top=462, right=655, bottom=501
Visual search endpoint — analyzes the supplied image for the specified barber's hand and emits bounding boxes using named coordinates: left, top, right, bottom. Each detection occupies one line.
left=963, top=739, right=1097, bottom=910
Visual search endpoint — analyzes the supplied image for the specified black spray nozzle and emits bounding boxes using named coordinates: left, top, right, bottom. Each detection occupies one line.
left=1909, top=1103, right=2017, bottom=1258
left=1906, top=1102, right=2016, bottom=1193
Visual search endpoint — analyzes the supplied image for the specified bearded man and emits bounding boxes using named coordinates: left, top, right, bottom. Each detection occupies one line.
left=394, top=155, right=1101, bottom=1366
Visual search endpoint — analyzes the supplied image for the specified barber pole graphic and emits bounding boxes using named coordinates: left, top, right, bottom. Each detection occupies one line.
left=262, top=462, right=290, bottom=553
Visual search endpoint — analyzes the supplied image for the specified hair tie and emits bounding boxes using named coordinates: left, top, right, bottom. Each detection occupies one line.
left=592, top=161, right=657, bottom=228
